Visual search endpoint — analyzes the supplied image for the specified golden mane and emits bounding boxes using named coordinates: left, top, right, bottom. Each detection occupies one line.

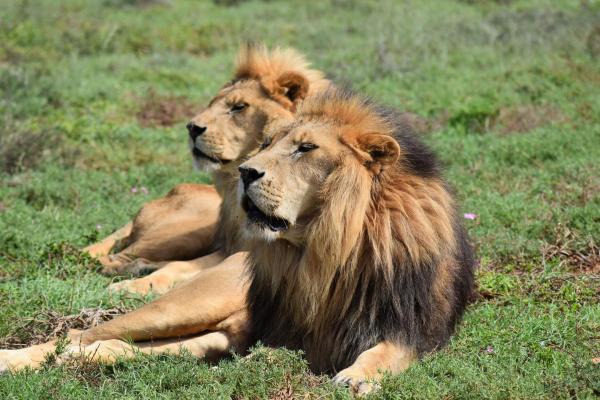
left=295, top=89, right=392, bottom=137
left=233, top=43, right=330, bottom=110
left=300, top=91, right=456, bottom=265
left=246, top=88, right=475, bottom=374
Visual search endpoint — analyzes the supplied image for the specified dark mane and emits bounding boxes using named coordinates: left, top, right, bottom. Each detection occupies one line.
left=245, top=89, right=475, bottom=374
left=376, top=105, right=440, bottom=178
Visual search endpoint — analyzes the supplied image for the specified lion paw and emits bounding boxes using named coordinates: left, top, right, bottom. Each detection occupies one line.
left=0, top=349, right=36, bottom=373
left=99, top=254, right=143, bottom=276
left=108, top=277, right=171, bottom=296
left=59, top=340, right=133, bottom=364
left=0, top=354, right=9, bottom=374
left=108, top=279, right=152, bottom=295
left=333, top=369, right=379, bottom=396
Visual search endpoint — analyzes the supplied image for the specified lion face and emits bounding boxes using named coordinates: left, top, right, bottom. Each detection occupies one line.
left=238, top=107, right=401, bottom=242
left=238, top=122, right=338, bottom=240
left=186, top=80, right=292, bottom=172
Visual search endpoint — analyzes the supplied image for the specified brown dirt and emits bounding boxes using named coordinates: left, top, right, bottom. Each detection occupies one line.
left=567, top=59, right=600, bottom=87
left=213, top=0, right=248, bottom=6
left=494, top=105, right=568, bottom=135
left=398, top=111, right=449, bottom=135
left=542, top=227, right=600, bottom=275
left=136, top=90, right=199, bottom=128
left=105, top=0, right=171, bottom=7
left=0, top=127, right=61, bottom=174
left=551, top=172, right=600, bottom=208
left=408, top=104, right=566, bottom=136
left=459, top=0, right=512, bottom=4
left=0, top=307, right=128, bottom=349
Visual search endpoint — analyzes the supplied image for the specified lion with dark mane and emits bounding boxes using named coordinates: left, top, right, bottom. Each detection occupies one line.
left=1, top=76, right=472, bottom=398
left=238, top=88, right=475, bottom=393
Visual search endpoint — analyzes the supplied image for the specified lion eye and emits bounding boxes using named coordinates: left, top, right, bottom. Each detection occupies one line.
left=260, top=137, right=272, bottom=150
left=297, top=143, right=318, bottom=153
left=230, top=103, right=248, bottom=113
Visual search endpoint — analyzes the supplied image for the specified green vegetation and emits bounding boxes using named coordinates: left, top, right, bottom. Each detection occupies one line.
left=1, top=0, right=598, bottom=398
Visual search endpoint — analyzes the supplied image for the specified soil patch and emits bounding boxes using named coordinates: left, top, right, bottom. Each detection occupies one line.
left=136, top=90, right=199, bottom=128
left=495, top=105, right=568, bottom=135
left=543, top=227, right=600, bottom=275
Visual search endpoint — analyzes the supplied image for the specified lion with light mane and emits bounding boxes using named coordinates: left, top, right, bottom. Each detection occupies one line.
left=86, top=44, right=329, bottom=294
left=0, top=45, right=329, bottom=371
left=238, top=88, right=475, bottom=394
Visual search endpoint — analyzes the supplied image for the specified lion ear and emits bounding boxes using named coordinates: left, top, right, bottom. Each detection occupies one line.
left=357, top=133, right=400, bottom=172
left=261, top=71, right=309, bottom=110
left=276, top=72, right=309, bottom=104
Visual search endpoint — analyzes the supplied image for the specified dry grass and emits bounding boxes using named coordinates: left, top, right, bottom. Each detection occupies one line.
left=494, top=105, right=568, bottom=134
left=543, top=226, right=600, bottom=275
left=0, top=126, right=62, bottom=175
left=0, top=307, right=128, bottom=349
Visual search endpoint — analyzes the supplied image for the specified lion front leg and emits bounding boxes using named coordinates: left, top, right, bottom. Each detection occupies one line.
left=68, top=308, right=249, bottom=364
left=1, top=259, right=248, bottom=372
left=0, top=330, right=83, bottom=373
left=61, top=306, right=248, bottom=365
left=82, top=256, right=248, bottom=344
left=63, top=329, right=245, bottom=365
left=333, top=341, right=417, bottom=396
left=2, top=320, right=247, bottom=372
left=83, top=222, right=133, bottom=259
left=96, top=252, right=138, bottom=275
left=0, top=345, right=53, bottom=373
left=108, top=251, right=229, bottom=295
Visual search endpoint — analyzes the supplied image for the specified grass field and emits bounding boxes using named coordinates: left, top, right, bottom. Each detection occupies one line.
left=1, top=0, right=599, bottom=398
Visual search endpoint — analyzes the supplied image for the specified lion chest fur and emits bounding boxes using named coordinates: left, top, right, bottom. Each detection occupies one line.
left=245, top=173, right=475, bottom=374
left=212, top=161, right=247, bottom=254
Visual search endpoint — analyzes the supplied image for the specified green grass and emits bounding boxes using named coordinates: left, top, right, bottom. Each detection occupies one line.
left=1, top=0, right=599, bottom=398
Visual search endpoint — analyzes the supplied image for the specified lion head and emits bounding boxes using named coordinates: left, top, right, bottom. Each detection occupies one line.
left=186, top=44, right=329, bottom=172
left=240, top=88, right=475, bottom=374
left=238, top=91, right=412, bottom=249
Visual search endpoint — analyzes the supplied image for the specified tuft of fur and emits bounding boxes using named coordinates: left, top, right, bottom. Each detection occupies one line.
left=232, top=43, right=329, bottom=110
left=246, top=88, right=475, bottom=374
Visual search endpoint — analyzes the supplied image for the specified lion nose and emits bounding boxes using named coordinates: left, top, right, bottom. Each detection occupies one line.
left=239, top=166, right=265, bottom=191
left=186, top=122, right=207, bottom=141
